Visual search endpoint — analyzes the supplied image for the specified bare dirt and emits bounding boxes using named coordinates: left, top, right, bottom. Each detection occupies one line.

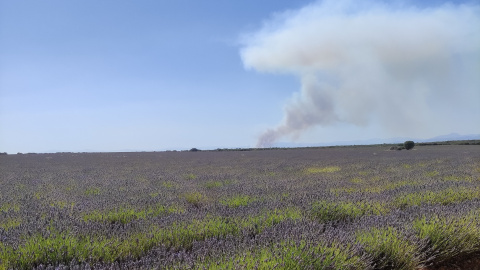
left=422, top=254, right=480, bottom=270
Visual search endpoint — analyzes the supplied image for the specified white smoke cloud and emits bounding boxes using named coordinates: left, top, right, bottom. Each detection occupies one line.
left=241, top=0, right=480, bottom=147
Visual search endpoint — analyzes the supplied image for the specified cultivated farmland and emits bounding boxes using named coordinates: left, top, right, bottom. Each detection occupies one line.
left=0, top=145, right=479, bottom=269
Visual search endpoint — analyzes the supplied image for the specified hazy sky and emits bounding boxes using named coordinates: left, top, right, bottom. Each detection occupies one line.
left=1, top=0, right=479, bottom=153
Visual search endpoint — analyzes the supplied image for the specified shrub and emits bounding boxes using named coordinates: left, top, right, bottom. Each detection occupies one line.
left=310, top=201, right=389, bottom=222
left=184, top=192, right=206, bottom=208
left=220, top=195, right=252, bottom=208
left=413, top=215, right=480, bottom=265
left=196, top=241, right=367, bottom=270
left=404, top=141, right=415, bottom=150
left=356, top=226, right=420, bottom=270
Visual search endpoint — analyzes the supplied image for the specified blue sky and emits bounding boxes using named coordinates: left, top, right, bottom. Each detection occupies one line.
left=1, top=0, right=479, bottom=153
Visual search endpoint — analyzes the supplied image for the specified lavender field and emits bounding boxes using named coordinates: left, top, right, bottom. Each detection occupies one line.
left=1, top=145, right=479, bottom=269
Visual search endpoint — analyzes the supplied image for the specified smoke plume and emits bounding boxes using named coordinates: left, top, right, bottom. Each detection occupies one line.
left=241, top=0, right=480, bottom=147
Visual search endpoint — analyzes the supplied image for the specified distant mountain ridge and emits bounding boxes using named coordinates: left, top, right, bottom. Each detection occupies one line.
left=421, top=133, right=480, bottom=142
left=273, top=133, right=480, bottom=148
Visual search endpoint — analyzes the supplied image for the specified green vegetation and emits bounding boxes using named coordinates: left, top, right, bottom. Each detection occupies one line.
left=195, top=241, right=367, bottom=270
left=425, top=170, right=440, bottom=177
left=0, top=208, right=302, bottom=269
left=311, top=200, right=389, bottom=222
left=49, top=200, right=74, bottom=210
left=443, top=175, right=474, bottom=182
left=350, top=177, right=363, bottom=184
left=394, top=187, right=480, bottom=208
left=184, top=192, right=207, bottom=207
left=82, top=204, right=182, bottom=224
left=306, top=166, right=341, bottom=174
left=84, top=187, right=101, bottom=196
left=413, top=215, right=480, bottom=265
left=0, top=218, right=21, bottom=231
left=220, top=195, right=253, bottom=208
left=184, top=173, right=197, bottom=180
left=204, top=180, right=223, bottom=188
left=356, top=227, right=420, bottom=270
left=0, top=203, right=20, bottom=213
left=162, top=181, right=175, bottom=188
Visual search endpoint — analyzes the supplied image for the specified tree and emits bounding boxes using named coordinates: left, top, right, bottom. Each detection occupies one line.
left=404, top=141, right=415, bottom=150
